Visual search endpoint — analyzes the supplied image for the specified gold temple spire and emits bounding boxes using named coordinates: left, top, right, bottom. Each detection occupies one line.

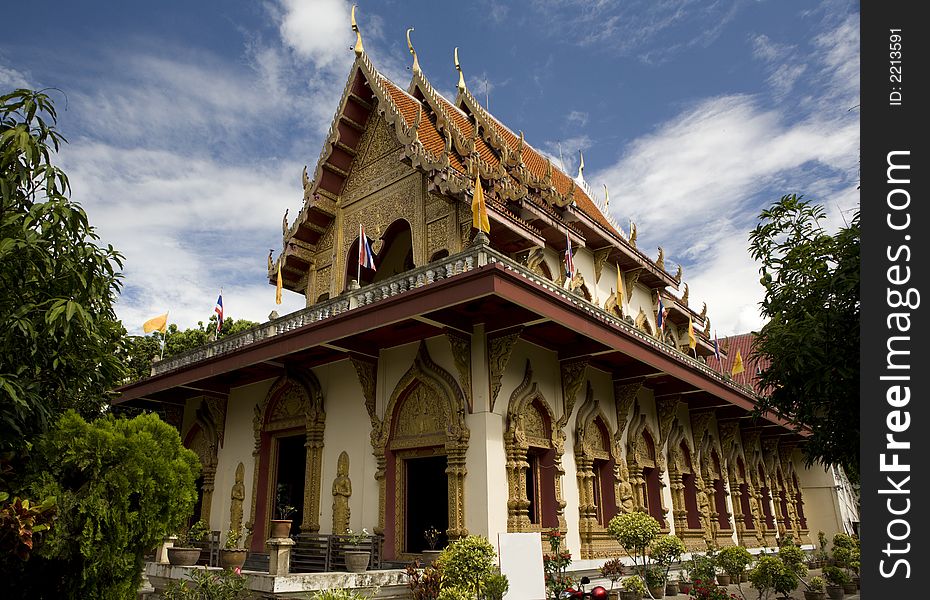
left=406, top=28, right=421, bottom=75
left=577, top=150, right=585, bottom=179
left=351, top=5, right=364, bottom=57
left=454, top=47, right=467, bottom=94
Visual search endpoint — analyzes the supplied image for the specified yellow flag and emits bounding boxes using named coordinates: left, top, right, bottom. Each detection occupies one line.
left=143, top=312, right=168, bottom=334
left=275, top=263, right=283, bottom=305
left=616, top=264, right=624, bottom=306
left=731, top=349, right=745, bottom=376
left=472, top=174, right=490, bottom=233
left=688, top=316, right=696, bottom=350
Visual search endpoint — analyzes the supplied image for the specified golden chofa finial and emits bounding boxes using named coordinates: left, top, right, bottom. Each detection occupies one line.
left=577, top=150, right=585, bottom=179
left=603, top=183, right=609, bottom=211
left=454, top=47, right=466, bottom=94
left=406, top=28, right=421, bottom=75
left=351, top=5, right=364, bottom=57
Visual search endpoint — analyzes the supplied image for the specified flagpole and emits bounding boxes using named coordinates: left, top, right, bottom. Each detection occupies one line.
left=215, top=288, right=222, bottom=341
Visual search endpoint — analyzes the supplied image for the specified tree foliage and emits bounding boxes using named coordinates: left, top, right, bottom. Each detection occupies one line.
left=3, top=410, right=200, bottom=599
left=121, top=316, right=259, bottom=382
left=0, top=89, right=126, bottom=448
left=748, top=194, right=860, bottom=480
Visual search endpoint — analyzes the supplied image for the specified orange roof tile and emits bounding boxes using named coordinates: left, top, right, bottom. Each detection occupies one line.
left=381, top=78, right=464, bottom=173
left=708, top=332, right=770, bottom=393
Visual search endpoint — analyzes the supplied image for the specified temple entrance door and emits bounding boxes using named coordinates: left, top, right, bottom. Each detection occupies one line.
left=404, top=455, right=448, bottom=553
left=274, top=434, right=307, bottom=537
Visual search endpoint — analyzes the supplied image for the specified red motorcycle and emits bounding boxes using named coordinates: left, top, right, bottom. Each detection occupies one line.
left=561, top=576, right=608, bottom=600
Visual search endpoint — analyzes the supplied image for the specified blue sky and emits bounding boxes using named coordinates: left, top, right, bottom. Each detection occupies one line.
left=1, top=0, right=859, bottom=336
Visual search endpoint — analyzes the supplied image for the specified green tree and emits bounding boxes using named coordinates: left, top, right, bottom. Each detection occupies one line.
left=121, top=316, right=260, bottom=382
left=0, top=89, right=126, bottom=448
left=4, top=410, right=200, bottom=599
left=748, top=194, right=860, bottom=481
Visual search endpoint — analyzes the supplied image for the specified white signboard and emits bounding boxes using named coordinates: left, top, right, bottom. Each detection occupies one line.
left=498, top=532, right=546, bottom=600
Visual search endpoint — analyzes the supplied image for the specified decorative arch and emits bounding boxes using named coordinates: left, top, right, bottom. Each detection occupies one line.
left=666, top=422, right=706, bottom=550
left=574, top=382, right=621, bottom=558
left=505, top=360, right=562, bottom=533
left=377, top=341, right=468, bottom=560
left=183, top=396, right=227, bottom=527
left=635, top=308, right=654, bottom=336
left=626, top=402, right=666, bottom=527
left=246, top=370, right=325, bottom=550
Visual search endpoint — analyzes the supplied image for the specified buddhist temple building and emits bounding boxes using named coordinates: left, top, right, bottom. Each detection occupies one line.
left=116, top=14, right=858, bottom=570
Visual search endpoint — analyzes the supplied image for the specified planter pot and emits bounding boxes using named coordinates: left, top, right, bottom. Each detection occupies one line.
left=853, top=576, right=860, bottom=589
left=345, top=550, right=371, bottom=573
left=678, top=581, right=692, bottom=594
left=219, top=548, right=248, bottom=570
left=841, top=582, right=857, bottom=594
left=825, top=585, right=844, bottom=600
left=665, top=582, right=679, bottom=596
left=803, top=592, right=826, bottom=600
left=269, top=520, right=292, bottom=539
left=421, top=550, right=443, bottom=564
left=715, top=574, right=732, bottom=586
left=618, top=592, right=640, bottom=600
left=740, top=572, right=749, bottom=583
left=648, top=585, right=665, bottom=598
left=167, top=546, right=202, bottom=566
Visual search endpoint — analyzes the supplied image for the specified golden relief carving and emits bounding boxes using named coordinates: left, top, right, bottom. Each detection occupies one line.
left=523, top=403, right=548, bottom=443
left=427, top=216, right=451, bottom=258
left=229, top=462, right=245, bottom=535
left=332, top=451, right=352, bottom=535
left=445, top=332, right=472, bottom=413
left=394, top=384, right=445, bottom=437
left=488, top=329, right=522, bottom=412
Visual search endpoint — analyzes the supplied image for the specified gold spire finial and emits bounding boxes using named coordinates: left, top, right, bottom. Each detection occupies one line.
left=406, top=28, right=421, bottom=75
left=351, top=5, right=364, bottom=57
left=454, top=47, right=466, bottom=94
left=577, top=150, right=585, bottom=179
left=603, top=183, right=609, bottom=211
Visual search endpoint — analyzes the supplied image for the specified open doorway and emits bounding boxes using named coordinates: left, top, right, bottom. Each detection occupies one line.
left=404, top=455, right=448, bottom=553
left=274, top=434, right=307, bottom=536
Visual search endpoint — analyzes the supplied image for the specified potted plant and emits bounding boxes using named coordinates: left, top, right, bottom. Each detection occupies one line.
left=822, top=566, right=848, bottom=599
left=648, top=535, right=685, bottom=597
left=716, top=545, right=751, bottom=589
left=677, top=569, right=693, bottom=595
left=831, top=534, right=859, bottom=594
left=484, top=568, right=510, bottom=600
left=644, top=565, right=665, bottom=598
left=422, top=525, right=443, bottom=561
left=618, top=575, right=647, bottom=600
left=804, top=576, right=826, bottom=600
left=270, top=485, right=296, bottom=539
left=219, top=527, right=249, bottom=570
left=167, top=520, right=209, bottom=566
left=690, top=553, right=716, bottom=588
left=599, top=558, right=625, bottom=598
left=606, top=512, right=662, bottom=583
left=344, top=527, right=372, bottom=573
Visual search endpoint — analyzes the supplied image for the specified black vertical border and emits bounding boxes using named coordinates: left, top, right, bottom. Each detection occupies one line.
left=861, top=3, right=927, bottom=597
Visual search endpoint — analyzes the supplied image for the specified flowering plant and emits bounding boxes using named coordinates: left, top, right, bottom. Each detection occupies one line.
left=345, top=527, right=371, bottom=546
left=543, top=530, right=575, bottom=600
left=423, top=525, right=442, bottom=550
left=687, top=579, right=739, bottom=600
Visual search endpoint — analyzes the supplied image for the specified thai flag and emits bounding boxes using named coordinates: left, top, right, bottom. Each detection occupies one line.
left=214, top=292, right=224, bottom=332
left=359, top=224, right=377, bottom=271
left=656, top=295, right=665, bottom=330
left=713, top=330, right=722, bottom=363
left=564, top=230, right=575, bottom=281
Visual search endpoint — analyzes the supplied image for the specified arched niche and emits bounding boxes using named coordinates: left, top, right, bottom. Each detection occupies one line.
left=505, top=360, right=562, bottom=533
left=246, top=370, right=325, bottom=551
left=344, top=218, right=414, bottom=287
left=626, top=404, right=666, bottom=527
left=377, top=341, right=468, bottom=561
left=182, top=396, right=227, bottom=528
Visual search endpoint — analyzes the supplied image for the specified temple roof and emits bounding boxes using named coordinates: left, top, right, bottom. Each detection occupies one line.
left=274, top=38, right=680, bottom=294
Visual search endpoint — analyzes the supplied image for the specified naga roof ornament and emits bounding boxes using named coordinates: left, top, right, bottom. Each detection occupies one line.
left=351, top=5, right=364, bottom=57
left=454, top=47, right=466, bottom=95
left=406, top=28, right=421, bottom=75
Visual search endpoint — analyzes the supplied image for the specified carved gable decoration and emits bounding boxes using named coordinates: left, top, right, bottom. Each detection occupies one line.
left=394, top=382, right=446, bottom=440
left=524, top=400, right=551, bottom=448
left=268, top=383, right=310, bottom=431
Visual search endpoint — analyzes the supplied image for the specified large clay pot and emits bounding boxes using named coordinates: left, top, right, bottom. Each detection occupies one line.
left=219, top=548, right=248, bottom=570
left=345, top=550, right=371, bottom=573
left=841, top=582, right=857, bottom=594
left=665, top=582, right=679, bottom=596
left=678, top=581, right=693, bottom=595
left=715, top=574, right=732, bottom=586
left=803, top=592, right=826, bottom=600
left=648, top=585, right=665, bottom=599
left=421, top=550, right=443, bottom=564
left=167, top=547, right=202, bottom=566
left=825, top=584, right=844, bottom=600
left=618, top=592, right=640, bottom=600
left=269, top=520, right=292, bottom=539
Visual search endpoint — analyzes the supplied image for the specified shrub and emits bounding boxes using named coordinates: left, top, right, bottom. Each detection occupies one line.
left=484, top=569, right=509, bottom=600
left=620, top=575, right=647, bottom=595
left=177, top=520, right=209, bottom=547
left=777, top=540, right=808, bottom=579
left=716, top=545, right=752, bottom=580
left=162, top=563, right=249, bottom=600
left=599, top=557, right=625, bottom=589
left=312, top=589, right=373, bottom=600
left=543, top=530, right=575, bottom=600
left=8, top=411, right=200, bottom=599
left=808, top=576, right=825, bottom=592
left=607, top=512, right=662, bottom=555
left=690, top=554, right=716, bottom=585
left=437, top=535, right=498, bottom=598
left=649, top=535, right=685, bottom=585
left=822, top=566, right=849, bottom=586
left=406, top=561, right=442, bottom=600
left=644, top=565, right=665, bottom=588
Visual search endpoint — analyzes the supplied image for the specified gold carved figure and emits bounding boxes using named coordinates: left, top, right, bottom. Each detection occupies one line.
left=332, top=451, right=352, bottom=535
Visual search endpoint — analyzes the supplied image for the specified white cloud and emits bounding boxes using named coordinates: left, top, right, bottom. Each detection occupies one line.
left=0, top=62, right=31, bottom=89
left=276, top=0, right=353, bottom=69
